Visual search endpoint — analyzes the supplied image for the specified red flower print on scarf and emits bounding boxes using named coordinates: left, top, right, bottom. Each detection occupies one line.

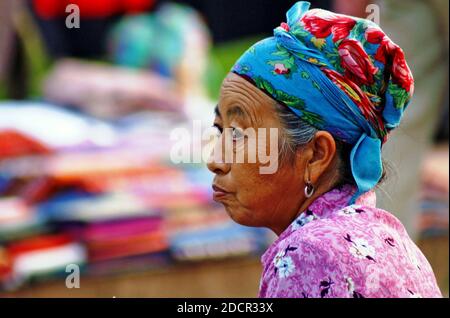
left=365, top=27, right=386, bottom=44
left=391, top=49, right=414, bottom=93
left=374, top=37, right=397, bottom=64
left=375, top=38, right=414, bottom=93
left=280, top=22, right=290, bottom=32
left=338, top=39, right=379, bottom=86
left=274, top=63, right=290, bottom=75
left=301, top=9, right=356, bottom=42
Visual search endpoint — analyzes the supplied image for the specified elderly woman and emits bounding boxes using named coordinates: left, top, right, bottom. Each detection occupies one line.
left=207, top=2, right=442, bottom=298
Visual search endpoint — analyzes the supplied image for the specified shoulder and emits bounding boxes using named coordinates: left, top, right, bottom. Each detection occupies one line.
left=259, top=205, right=391, bottom=298
left=286, top=205, right=377, bottom=254
left=260, top=204, right=442, bottom=298
left=260, top=229, right=354, bottom=298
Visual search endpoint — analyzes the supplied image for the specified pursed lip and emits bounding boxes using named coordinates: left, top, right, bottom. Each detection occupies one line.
left=212, top=183, right=232, bottom=201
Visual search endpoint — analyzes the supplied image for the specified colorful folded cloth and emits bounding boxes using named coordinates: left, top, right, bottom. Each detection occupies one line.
left=0, top=98, right=271, bottom=290
left=38, top=191, right=159, bottom=223
left=87, top=230, right=168, bottom=262
left=80, top=217, right=168, bottom=262
left=0, top=101, right=117, bottom=150
left=170, top=221, right=269, bottom=261
left=85, top=252, right=170, bottom=277
left=0, top=130, right=51, bottom=159
left=43, top=59, right=183, bottom=118
left=6, top=234, right=86, bottom=281
left=0, top=197, right=48, bottom=243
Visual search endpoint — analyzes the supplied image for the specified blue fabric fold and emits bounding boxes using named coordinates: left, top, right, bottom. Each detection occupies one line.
left=349, top=133, right=382, bottom=204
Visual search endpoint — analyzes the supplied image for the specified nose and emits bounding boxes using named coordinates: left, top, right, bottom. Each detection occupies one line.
left=207, top=135, right=231, bottom=175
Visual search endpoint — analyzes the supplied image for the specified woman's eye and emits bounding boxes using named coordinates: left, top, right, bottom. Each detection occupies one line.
left=231, top=127, right=245, bottom=141
left=212, top=124, right=223, bottom=136
left=212, top=125, right=244, bottom=141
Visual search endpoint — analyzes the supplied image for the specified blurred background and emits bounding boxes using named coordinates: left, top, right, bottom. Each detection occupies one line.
left=0, top=0, right=448, bottom=297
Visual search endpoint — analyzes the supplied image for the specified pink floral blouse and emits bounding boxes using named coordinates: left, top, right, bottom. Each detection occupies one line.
left=259, top=185, right=442, bottom=298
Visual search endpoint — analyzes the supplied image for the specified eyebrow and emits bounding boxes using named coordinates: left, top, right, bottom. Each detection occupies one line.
left=214, top=105, right=221, bottom=118
left=214, top=104, right=251, bottom=123
left=226, top=106, right=246, bottom=119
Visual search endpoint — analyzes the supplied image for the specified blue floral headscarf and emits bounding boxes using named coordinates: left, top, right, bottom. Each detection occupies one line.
left=231, top=1, right=414, bottom=203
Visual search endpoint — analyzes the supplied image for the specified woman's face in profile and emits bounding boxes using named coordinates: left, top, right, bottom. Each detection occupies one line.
left=207, top=72, right=306, bottom=233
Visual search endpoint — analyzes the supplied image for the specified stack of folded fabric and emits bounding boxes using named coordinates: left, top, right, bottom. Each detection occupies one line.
left=83, top=217, right=167, bottom=262
left=6, top=233, right=86, bottom=285
left=43, top=59, right=183, bottom=119
left=0, top=101, right=271, bottom=291
left=78, top=217, right=170, bottom=276
left=0, top=197, right=49, bottom=243
left=169, top=218, right=269, bottom=262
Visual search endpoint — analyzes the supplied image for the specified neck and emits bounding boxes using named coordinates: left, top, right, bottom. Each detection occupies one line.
left=271, top=182, right=337, bottom=236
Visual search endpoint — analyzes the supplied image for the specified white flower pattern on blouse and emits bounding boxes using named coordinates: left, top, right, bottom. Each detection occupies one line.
left=406, top=247, right=422, bottom=271
left=338, top=204, right=364, bottom=216
left=345, top=277, right=364, bottom=298
left=273, top=245, right=298, bottom=278
left=276, top=256, right=296, bottom=278
left=292, top=209, right=318, bottom=230
left=345, top=235, right=376, bottom=261
left=346, top=277, right=355, bottom=294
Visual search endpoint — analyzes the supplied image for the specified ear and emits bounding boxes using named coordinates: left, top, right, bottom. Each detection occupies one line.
left=302, top=131, right=337, bottom=184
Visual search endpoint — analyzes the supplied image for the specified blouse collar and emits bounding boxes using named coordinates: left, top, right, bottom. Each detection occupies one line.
left=277, top=184, right=376, bottom=242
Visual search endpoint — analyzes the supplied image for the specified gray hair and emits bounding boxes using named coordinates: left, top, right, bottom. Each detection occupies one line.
left=275, top=103, right=356, bottom=186
left=275, top=103, right=317, bottom=162
left=275, top=102, right=387, bottom=187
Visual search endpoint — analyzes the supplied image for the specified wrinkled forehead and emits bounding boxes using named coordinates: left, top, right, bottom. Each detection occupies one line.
left=220, top=73, right=268, bottom=99
left=218, top=73, right=279, bottom=126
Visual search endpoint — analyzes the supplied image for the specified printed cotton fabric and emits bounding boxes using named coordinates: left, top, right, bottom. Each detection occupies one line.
left=259, top=185, right=442, bottom=298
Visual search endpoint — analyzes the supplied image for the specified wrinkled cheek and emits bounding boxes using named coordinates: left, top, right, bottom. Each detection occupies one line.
left=224, top=202, right=250, bottom=224
left=226, top=191, right=248, bottom=215
left=225, top=193, right=260, bottom=225
left=226, top=162, right=271, bottom=225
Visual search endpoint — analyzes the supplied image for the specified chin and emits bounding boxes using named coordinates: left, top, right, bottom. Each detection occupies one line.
left=224, top=205, right=259, bottom=228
